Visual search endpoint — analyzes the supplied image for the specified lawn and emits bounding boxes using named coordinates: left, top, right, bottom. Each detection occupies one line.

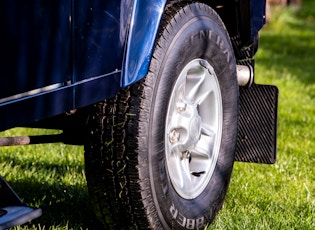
left=1, top=1, right=315, bottom=229
left=211, top=0, right=315, bottom=229
left=0, top=128, right=91, bottom=229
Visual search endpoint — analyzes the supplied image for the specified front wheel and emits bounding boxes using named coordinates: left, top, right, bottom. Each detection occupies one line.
left=84, top=2, right=239, bottom=229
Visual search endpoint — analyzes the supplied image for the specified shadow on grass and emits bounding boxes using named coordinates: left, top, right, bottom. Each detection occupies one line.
left=0, top=155, right=103, bottom=229
left=12, top=181, right=98, bottom=229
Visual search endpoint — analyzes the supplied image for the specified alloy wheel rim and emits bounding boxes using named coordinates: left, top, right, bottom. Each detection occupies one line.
left=165, top=59, right=223, bottom=199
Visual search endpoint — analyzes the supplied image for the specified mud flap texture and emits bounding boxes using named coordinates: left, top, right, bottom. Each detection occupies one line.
left=235, top=84, right=278, bottom=164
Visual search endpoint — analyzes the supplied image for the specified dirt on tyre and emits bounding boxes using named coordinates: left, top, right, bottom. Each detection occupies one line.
left=84, top=2, right=239, bottom=229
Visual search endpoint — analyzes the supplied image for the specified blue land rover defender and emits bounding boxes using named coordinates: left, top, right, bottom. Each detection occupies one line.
left=0, top=0, right=278, bottom=229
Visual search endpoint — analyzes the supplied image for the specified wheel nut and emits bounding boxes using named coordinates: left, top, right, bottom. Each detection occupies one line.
left=177, top=101, right=186, bottom=112
left=181, top=150, right=191, bottom=160
left=169, top=129, right=180, bottom=144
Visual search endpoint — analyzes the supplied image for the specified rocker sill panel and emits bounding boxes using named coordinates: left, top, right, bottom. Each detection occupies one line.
left=0, top=83, right=65, bottom=104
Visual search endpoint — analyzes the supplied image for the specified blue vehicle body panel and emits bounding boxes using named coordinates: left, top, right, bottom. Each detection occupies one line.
left=0, top=0, right=71, bottom=99
left=0, top=0, right=73, bottom=131
left=250, top=0, right=266, bottom=41
left=71, top=0, right=133, bottom=107
left=0, top=1, right=126, bottom=131
left=0, top=0, right=266, bottom=132
left=0, top=0, right=167, bottom=131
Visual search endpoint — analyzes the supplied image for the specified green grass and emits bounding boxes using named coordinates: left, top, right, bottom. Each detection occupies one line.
left=211, top=0, right=315, bottom=229
left=0, top=129, right=93, bottom=229
left=1, top=1, right=315, bottom=229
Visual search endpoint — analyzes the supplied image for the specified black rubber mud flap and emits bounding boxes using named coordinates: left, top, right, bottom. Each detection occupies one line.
left=235, top=83, right=279, bottom=164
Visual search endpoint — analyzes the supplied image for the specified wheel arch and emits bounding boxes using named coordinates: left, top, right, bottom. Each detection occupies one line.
left=121, top=0, right=167, bottom=87
left=122, top=0, right=265, bottom=87
left=201, top=0, right=266, bottom=47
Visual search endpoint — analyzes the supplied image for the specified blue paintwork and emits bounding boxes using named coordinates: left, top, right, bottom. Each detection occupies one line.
left=0, top=0, right=167, bottom=131
left=250, top=0, right=266, bottom=42
left=0, top=0, right=135, bottom=131
left=122, top=0, right=166, bottom=87
left=71, top=0, right=133, bottom=107
left=0, top=0, right=71, bottom=99
left=0, top=0, right=266, bottom=132
left=72, top=1, right=129, bottom=83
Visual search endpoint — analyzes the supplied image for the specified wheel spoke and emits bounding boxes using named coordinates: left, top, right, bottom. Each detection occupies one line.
left=181, top=158, right=192, bottom=185
left=194, top=133, right=215, bottom=157
left=201, top=123, right=216, bottom=137
left=168, top=151, right=191, bottom=189
left=195, top=90, right=211, bottom=106
left=171, top=111, right=191, bottom=130
left=185, top=66, right=206, bottom=102
left=166, top=85, right=188, bottom=131
left=199, top=93, right=219, bottom=127
left=184, top=65, right=217, bottom=106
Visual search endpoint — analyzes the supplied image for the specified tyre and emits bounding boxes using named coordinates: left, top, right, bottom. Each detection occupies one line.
left=84, top=2, right=238, bottom=229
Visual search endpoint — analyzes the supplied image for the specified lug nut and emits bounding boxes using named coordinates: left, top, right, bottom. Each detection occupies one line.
left=181, top=150, right=191, bottom=160
left=169, top=129, right=180, bottom=144
left=177, top=101, right=186, bottom=112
